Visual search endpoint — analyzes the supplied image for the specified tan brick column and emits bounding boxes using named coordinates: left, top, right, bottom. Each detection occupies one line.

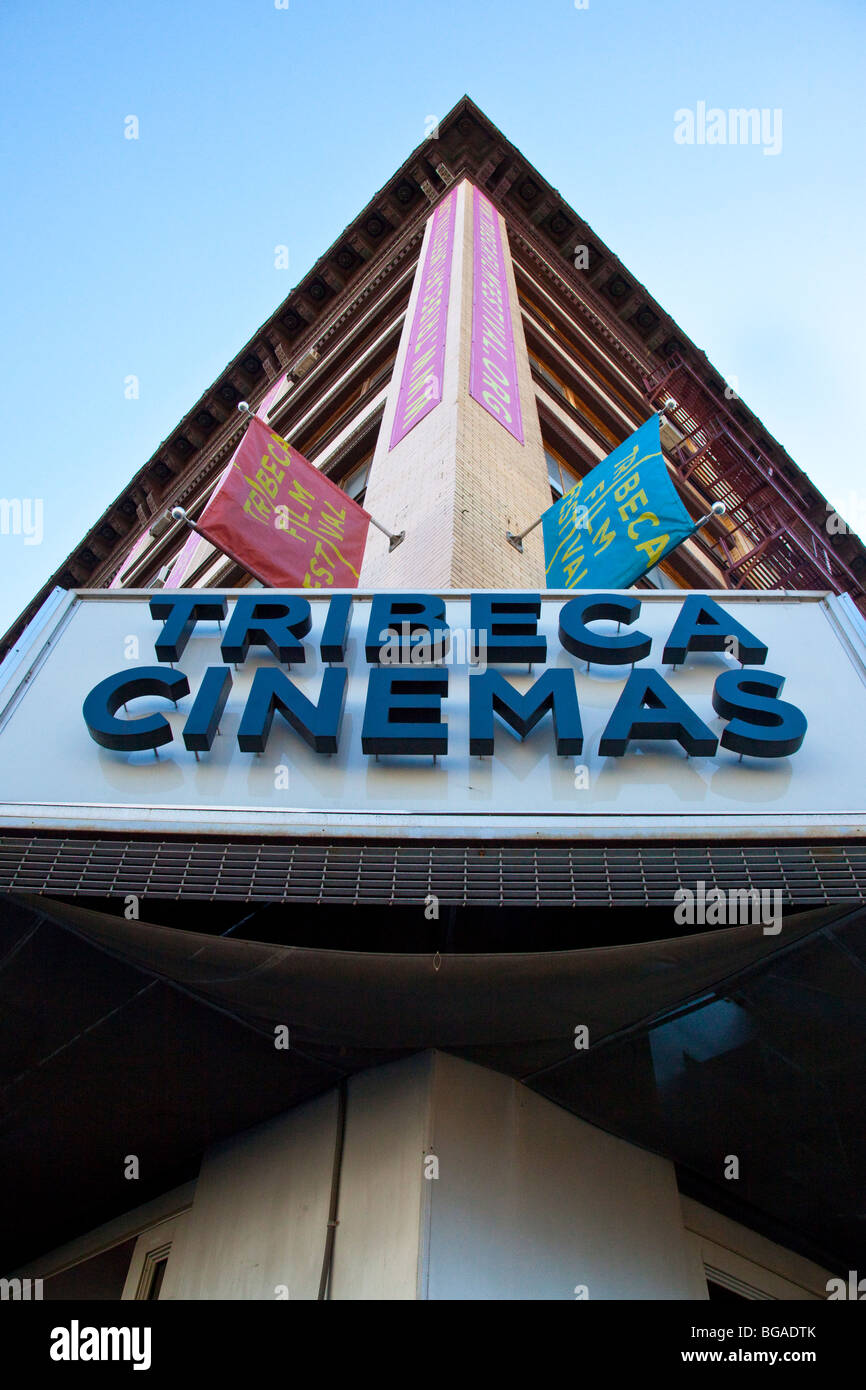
left=360, top=179, right=550, bottom=589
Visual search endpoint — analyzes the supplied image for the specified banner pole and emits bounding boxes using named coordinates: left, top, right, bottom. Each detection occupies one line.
left=237, top=402, right=404, bottom=552
left=367, top=514, right=406, bottom=552
left=689, top=500, right=727, bottom=534
left=507, top=495, right=726, bottom=575
left=169, top=508, right=273, bottom=588
left=628, top=500, right=727, bottom=587
left=506, top=514, right=544, bottom=553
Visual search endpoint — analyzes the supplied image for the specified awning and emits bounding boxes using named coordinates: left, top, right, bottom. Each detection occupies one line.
left=1, top=890, right=864, bottom=1274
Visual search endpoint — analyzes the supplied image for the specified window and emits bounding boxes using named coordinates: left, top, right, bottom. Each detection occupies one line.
left=136, top=1244, right=171, bottom=1301
left=519, top=286, right=639, bottom=421
left=297, top=348, right=397, bottom=455
left=545, top=448, right=582, bottom=501
left=534, top=357, right=568, bottom=402
left=121, top=1210, right=189, bottom=1300
left=706, top=1275, right=757, bottom=1301
left=682, top=1197, right=829, bottom=1300
left=642, top=563, right=681, bottom=590
left=341, top=458, right=371, bottom=507
left=529, top=351, right=620, bottom=446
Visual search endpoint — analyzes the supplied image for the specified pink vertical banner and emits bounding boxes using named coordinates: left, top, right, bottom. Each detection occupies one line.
left=109, top=530, right=151, bottom=588
left=469, top=186, right=524, bottom=444
left=256, top=373, right=291, bottom=421
left=389, top=187, right=457, bottom=449
left=164, top=528, right=205, bottom=587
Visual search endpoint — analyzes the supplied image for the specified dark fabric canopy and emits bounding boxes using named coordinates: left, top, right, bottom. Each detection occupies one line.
left=1, top=892, right=863, bottom=1274
left=17, top=893, right=840, bottom=1068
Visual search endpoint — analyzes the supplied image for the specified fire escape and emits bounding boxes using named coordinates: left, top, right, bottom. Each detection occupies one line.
left=644, top=356, right=865, bottom=616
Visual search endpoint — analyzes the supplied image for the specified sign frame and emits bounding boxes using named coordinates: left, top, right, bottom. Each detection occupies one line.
left=1, top=588, right=864, bottom=843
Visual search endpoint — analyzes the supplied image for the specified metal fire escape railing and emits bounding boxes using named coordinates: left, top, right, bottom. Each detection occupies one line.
left=644, top=357, right=864, bottom=611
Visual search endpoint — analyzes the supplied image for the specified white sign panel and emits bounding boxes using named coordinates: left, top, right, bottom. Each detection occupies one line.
left=0, top=589, right=864, bottom=840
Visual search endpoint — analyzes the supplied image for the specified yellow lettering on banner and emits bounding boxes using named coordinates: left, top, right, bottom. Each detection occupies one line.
left=614, top=472, right=641, bottom=503
left=309, top=539, right=334, bottom=585
left=482, top=390, right=511, bottom=422
left=586, top=494, right=614, bottom=533
left=256, top=467, right=279, bottom=500
left=241, top=472, right=276, bottom=513
left=592, top=515, right=616, bottom=555
left=636, top=534, right=670, bottom=566
left=243, top=495, right=271, bottom=527
left=320, top=501, right=347, bottom=542
left=483, top=378, right=511, bottom=407
left=268, top=436, right=292, bottom=467
left=547, top=500, right=592, bottom=578
left=308, top=558, right=333, bottom=584
left=559, top=535, right=586, bottom=569
left=275, top=502, right=362, bottom=582
left=618, top=489, right=648, bottom=522
left=288, top=477, right=315, bottom=508
left=612, top=444, right=640, bottom=480
left=563, top=558, right=588, bottom=586
left=402, top=396, right=430, bottom=427
left=259, top=451, right=286, bottom=482
left=403, top=377, right=437, bottom=424
left=559, top=498, right=584, bottom=535
left=482, top=358, right=508, bottom=386
left=627, top=511, right=658, bottom=540
left=408, top=347, right=436, bottom=383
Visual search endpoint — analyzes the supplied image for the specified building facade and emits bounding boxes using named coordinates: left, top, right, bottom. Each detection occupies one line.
left=1, top=97, right=865, bottom=1302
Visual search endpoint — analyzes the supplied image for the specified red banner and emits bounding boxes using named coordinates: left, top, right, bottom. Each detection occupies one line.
left=197, top=416, right=370, bottom=588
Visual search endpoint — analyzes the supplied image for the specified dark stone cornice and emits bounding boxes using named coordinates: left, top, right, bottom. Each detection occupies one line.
left=510, top=228, right=651, bottom=378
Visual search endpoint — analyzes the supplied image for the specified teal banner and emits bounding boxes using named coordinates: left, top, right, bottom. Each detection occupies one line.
left=542, top=416, right=694, bottom=589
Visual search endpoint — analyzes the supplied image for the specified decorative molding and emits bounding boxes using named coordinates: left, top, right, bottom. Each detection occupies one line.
left=511, top=229, right=652, bottom=378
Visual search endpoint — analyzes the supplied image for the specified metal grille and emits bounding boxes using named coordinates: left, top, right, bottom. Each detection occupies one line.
left=1, top=835, right=865, bottom=907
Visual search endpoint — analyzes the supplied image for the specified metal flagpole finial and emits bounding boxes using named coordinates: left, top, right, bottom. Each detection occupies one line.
left=237, top=401, right=253, bottom=415
left=692, top=499, right=727, bottom=531
left=171, top=506, right=189, bottom=524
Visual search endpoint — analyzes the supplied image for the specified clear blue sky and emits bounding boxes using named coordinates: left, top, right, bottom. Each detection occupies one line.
left=1, top=0, right=863, bottom=638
